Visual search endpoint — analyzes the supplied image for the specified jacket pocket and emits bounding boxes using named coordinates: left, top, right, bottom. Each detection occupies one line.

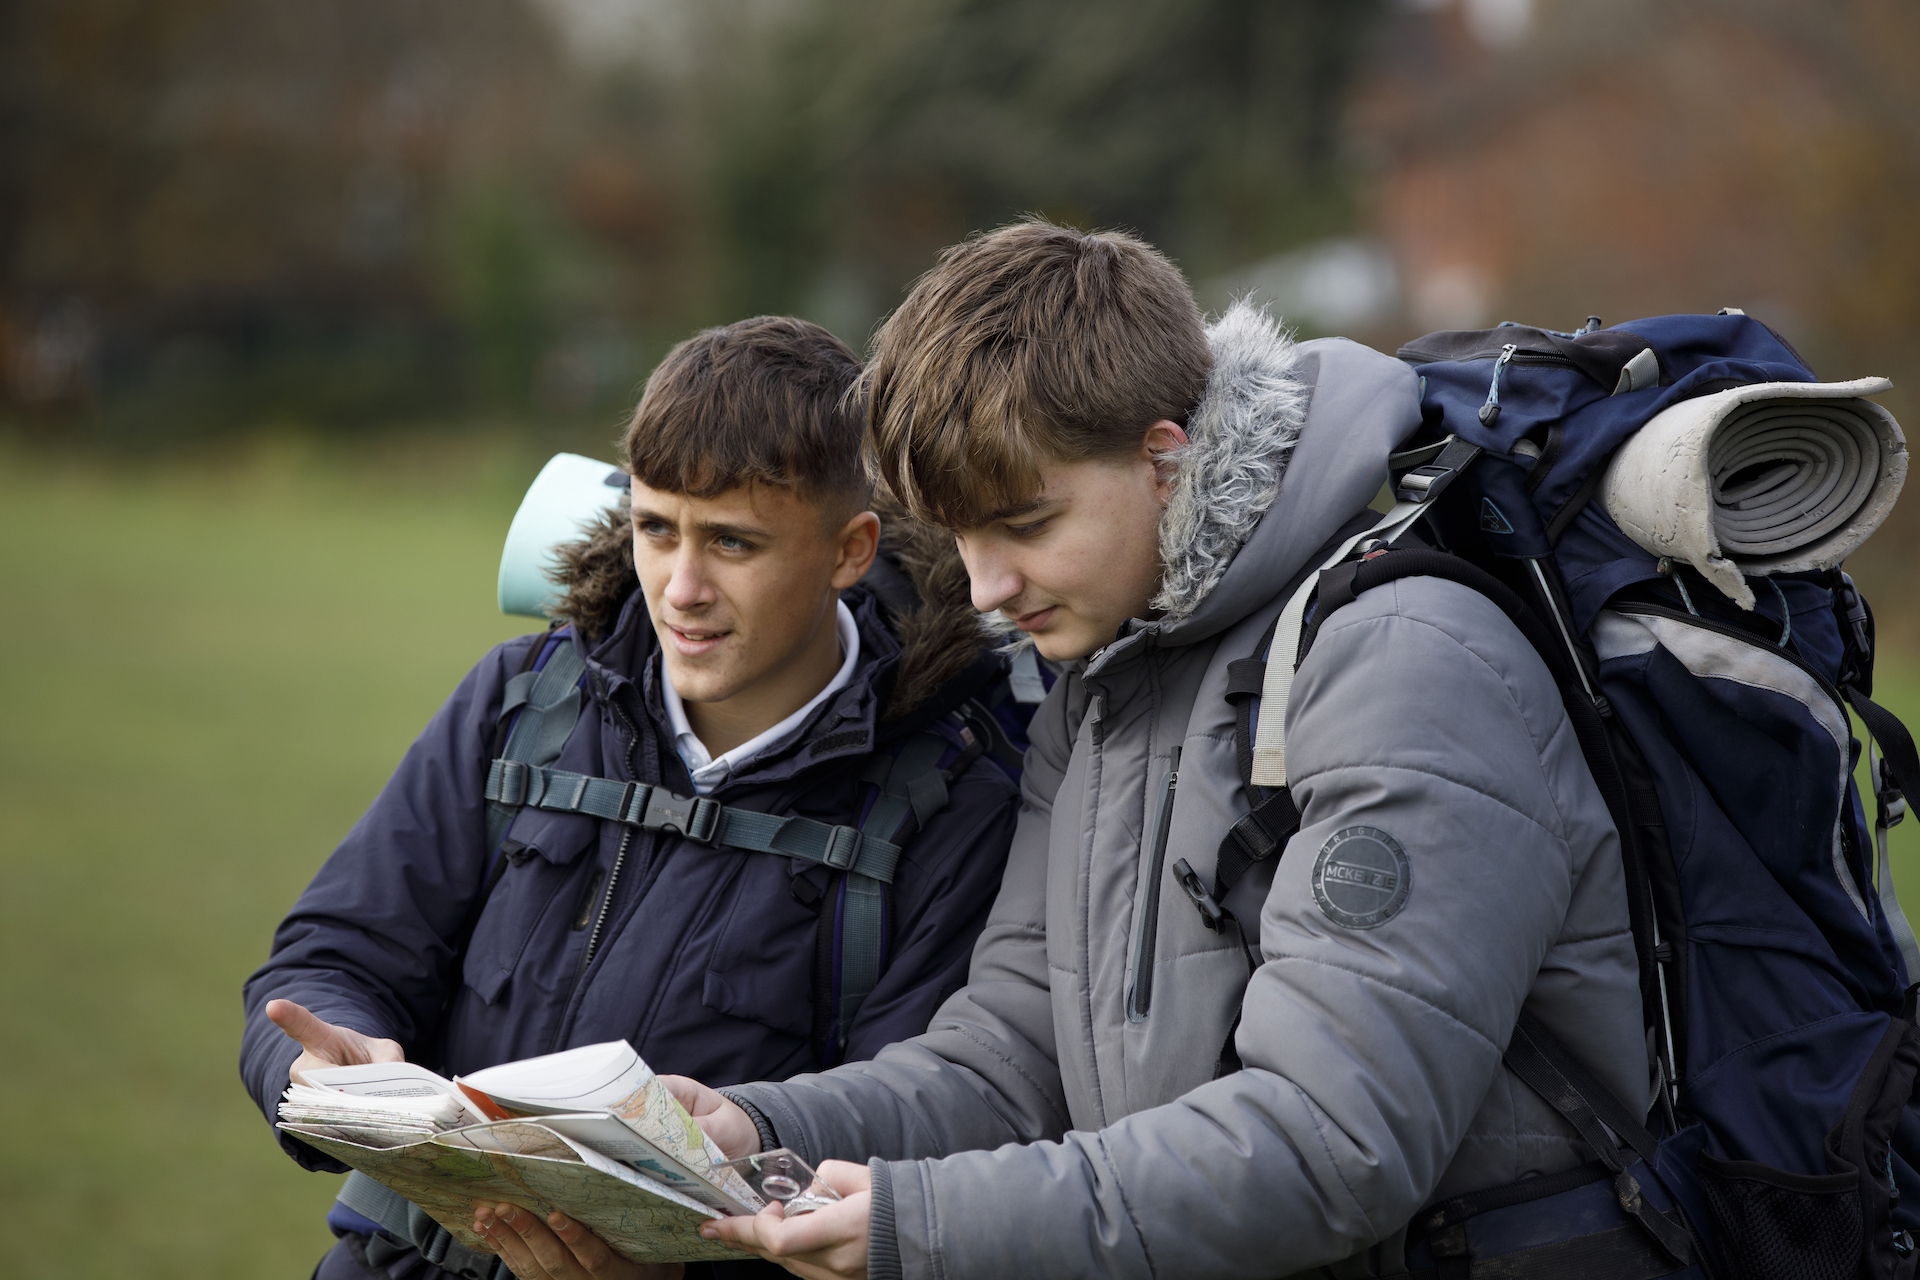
left=701, top=853, right=820, bottom=1040
left=1125, top=748, right=1180, bottom=1023
left=1696, top=1153, right=1861, bottom=1280
left=461, top=837, right=595, bottom=1007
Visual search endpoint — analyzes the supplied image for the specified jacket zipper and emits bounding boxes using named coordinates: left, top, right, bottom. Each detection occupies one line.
left=554, top=683, right=642, bottom=1049
left=1125, top=746, right=1181, bottom=1023
left=1400, top=346, right=1581, bottom=369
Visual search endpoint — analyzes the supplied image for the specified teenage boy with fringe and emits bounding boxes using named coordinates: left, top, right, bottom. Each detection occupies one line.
left=484, top=224, right=1641, bottom=1279
left=240, top=317, right=1022, bottom=1280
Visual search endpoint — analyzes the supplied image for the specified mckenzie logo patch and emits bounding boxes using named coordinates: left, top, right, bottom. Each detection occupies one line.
left=1311, top=826, right=1411, bottom=929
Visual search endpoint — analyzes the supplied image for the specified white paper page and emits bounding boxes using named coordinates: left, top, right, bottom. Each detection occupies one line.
left=457, top=1041, right=647, bottom=1114
left=301, top=1061, right=489, bottom=1125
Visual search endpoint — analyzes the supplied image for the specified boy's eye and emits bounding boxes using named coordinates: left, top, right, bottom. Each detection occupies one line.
left=638, top=520, right=671, bottom=538
left=716, top=535, right=750, bottom=552
left=1006, top=518, right=1050, bottom=538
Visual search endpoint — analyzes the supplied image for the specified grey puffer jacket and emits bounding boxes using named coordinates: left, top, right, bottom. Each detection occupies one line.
left=726, top=305, right=1644, bottom=1278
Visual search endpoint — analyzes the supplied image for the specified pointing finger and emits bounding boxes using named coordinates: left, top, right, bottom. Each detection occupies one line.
left=266, top=1000, right=338, bottom=1054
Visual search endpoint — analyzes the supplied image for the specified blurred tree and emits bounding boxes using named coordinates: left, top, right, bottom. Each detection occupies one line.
left=696, top=0, right=1387, bottom=333
left=0, top=0, right=1389, bottom=431
left=0, top=0, right=572, bottom=432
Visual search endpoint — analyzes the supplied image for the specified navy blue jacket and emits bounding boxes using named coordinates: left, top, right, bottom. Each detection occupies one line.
left=240, top=582, right=1021, bottom=1176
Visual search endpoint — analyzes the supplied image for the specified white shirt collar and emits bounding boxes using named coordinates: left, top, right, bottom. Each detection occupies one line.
left=661, top=599, right=861, bottom=795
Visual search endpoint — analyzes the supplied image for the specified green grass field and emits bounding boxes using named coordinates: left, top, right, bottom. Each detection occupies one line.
left=0, top=436, right=1915, bottom=1277
left=0, top=436, right=541, bottom=1277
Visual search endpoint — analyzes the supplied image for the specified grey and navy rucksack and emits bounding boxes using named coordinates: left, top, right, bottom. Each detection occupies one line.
left=1193, top=312, right=1918, bottom=1279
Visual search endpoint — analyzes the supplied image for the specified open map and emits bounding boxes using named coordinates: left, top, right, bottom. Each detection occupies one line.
left=285, top=1119, right=743, bottom=1264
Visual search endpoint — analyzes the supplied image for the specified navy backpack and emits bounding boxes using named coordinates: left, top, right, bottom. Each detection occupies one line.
left=1194, top=312, right=1920, bottom=1279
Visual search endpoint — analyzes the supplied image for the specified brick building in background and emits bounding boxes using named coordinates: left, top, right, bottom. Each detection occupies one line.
left=1342, top=0, right=1920, bottom=631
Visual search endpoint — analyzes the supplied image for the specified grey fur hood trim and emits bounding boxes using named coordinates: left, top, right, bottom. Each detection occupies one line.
left=1151, top=301, right=1309, bottom=623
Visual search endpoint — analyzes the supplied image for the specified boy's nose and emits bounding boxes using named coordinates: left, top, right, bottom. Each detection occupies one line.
left=960, top=546, right=1022, bottom=615
left=663, top=554, right=716, bottom=612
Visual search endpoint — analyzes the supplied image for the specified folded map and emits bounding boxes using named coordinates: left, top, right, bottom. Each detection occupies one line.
left=279, top=1041, right=758, bottom=1264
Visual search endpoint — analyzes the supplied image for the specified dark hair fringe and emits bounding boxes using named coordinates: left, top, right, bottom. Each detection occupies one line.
left=867, top=217, right=1212, bottom=527
left=622, top=315, right=872, bottom=514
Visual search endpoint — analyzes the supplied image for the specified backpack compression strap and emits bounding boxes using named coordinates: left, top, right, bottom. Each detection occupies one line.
left=1844, top=687, right=1920, bottom=982
left=1499, top=1014, right=1698, bottom=1267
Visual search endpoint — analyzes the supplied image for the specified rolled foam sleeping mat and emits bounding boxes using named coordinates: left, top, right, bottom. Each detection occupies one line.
left=1600, top=377, right=1907, bottom=609
left=497, top=453, right=630, bottom=618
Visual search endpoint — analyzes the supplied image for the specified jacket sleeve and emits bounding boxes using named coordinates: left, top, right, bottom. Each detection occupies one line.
left=858, top=580, right=1611, bottom=1279
left=835, top=753, right=1022, bottom=1064
left=722, top=670, right=1080, bottom=1167
left=237, top=633, right=539, bottom=1171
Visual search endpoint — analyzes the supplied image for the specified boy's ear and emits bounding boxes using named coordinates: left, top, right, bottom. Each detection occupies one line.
left=1144, top=420, right=1190, bottom=504
left=829, top=510, right=883, bottom=591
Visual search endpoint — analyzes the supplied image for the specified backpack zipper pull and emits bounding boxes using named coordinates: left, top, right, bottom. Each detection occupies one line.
left=1478, top=343, right=1518, bottom=426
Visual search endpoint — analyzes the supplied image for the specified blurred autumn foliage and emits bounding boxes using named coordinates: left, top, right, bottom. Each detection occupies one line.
left=1349, top=0, right=1920, bottom=634
left=0, top=0, right=1382, bottom=435
left=3, top=0, right=1919, bottom=621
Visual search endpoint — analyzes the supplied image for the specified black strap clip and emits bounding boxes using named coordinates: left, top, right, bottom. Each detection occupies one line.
left=1880, top=755, right=1908, bottom=829
left=1173, top=857, right=1226, bottom=932
left=643, top=788, right=720, bottom=843
left=1391, top=435, right=1483, bottom=505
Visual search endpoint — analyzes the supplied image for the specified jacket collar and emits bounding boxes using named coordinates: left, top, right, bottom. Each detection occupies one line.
left=580, top=586, right=906, bottom=792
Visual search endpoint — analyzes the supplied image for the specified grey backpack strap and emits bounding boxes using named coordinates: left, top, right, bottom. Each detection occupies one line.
left=338, top=1170, right=510, bottom=1280
left=832, top=731, right=958, bottom=1048
left=483, top=637, right=589, bottom=856
left=484, top=763, right=908, bottom=883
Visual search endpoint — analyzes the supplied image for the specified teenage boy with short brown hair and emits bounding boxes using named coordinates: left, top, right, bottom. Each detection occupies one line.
left=240, top=316, right=1022, bottom=1280
left=566, top=222, right=1638, bottom=1280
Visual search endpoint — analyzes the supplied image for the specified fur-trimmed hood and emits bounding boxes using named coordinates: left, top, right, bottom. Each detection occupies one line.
left=1149, top=303, right=1424, bottom=644
left=1151, top=301, right=1310, bottom=624
left=547, top=491, right=995, bottom=723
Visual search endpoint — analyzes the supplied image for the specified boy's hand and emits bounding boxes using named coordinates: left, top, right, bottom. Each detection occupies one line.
left=658, top=1075, right=761, bottom=1159
left=266, top=998, right=404, bottom=1086
left=699, top=1160, right=871, bottom=1280
left=474, top=1203, right=682, bottom=1280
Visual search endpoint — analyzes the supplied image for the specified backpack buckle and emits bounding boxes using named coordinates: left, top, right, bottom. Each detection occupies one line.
left=1173, top=858, right=1226, bottom=932
left=1881, top=757, right=1908, bottom=829
left=822, top=826, right=864, bottom=871
left=644, top=789, right=720, bottom=843
left=1391, top=435, right=1483, bottom=504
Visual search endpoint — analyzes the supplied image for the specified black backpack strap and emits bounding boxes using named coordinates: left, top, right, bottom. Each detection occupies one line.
left=1503, top=1013, right=1698, bottom=1268
left=1307, top=545, right=1689, bottom=1130
left=837, top=730, right=971, bottom=1048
